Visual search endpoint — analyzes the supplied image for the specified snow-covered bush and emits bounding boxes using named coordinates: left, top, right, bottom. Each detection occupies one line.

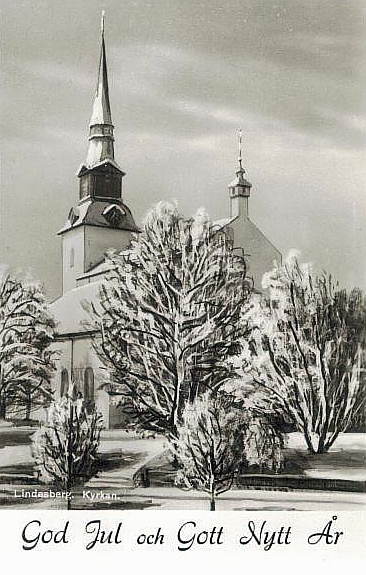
left=172, top=393, right=243, bottom=510
left=32, top=391, right=103, bottom=491
left=172, top=392, right=283, bottom=509
left=239, top=412, right=284, bottom=473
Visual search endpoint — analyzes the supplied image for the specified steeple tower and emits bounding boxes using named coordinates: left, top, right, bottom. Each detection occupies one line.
left=85, top=11, right=115, bottom=168
left=228, top=129, right=252, bottom=218
left=77, top=11, right=125, bottom=202
left=58, top=13, right=137, bottom=295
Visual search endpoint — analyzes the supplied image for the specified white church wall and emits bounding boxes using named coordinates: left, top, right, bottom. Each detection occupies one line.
left=84, top=226, right=132, bottom=271
left=61, top=226, right=86, bottom=293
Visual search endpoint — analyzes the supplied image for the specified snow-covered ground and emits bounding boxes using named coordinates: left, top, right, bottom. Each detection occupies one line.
left=287, top=432, right=366, bottom=451
left=0, top=426, right=365, bottom=510
left=128, top=486, right=366, bottom=511
left=286, top=433, right=366, bottom=481
left=0, top=427, right=167, bottom=468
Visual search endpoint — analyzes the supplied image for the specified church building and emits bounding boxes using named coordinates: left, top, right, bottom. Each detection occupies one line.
left=49, top=17, right=281, bottom=428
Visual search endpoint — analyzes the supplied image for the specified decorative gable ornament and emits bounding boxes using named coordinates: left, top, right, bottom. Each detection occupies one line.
left=68, top=207, right=79, bottom=226
left=102, top=204, right=126, bottom=227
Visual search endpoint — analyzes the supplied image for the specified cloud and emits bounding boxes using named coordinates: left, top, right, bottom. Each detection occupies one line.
left=1, top=0, right=365, bottom=297
left=105, top=30, right=365, bottom=149
left=3, top=0, right=365, bottom=150
left=21, top=60, right=93, bottom=89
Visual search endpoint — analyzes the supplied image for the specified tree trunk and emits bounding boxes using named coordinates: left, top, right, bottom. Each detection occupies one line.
left=188, top=377, right=199, bottom=403
left=323, top=429, right=341, bottom=453
left=0, top=400, right=6, bottom=420
left=171, top=452, right=179, bottom=469
left=171, top=353, right=184, bottom=436
left=302, top=425, right=316, bottom=454
left=210, top=492, right=216, bottom=511
left=25, top=396, right=32, bottom=421
left=317, top=415, right=331, bottom=454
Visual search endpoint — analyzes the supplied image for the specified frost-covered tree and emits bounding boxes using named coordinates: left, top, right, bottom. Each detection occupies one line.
left=7, top=348, right=56, bottom=420
left=0, top=266, right=56, bottom=419
left=172, top=393, right=244, bottom=510
left=238, top=410, right=284, bottom=473
left=86, top=203, right=249, bottom=438
left=172, top=393, right=283, bottom=510
left=32, top=386, right=103, bottom=508
left=238, top=255, right=366, bottom=453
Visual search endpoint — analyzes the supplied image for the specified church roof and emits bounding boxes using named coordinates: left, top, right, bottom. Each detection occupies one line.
left=76, top=158, right=124, bottom=177
left=50, top=282, right=102, bottom=335
left=58, top=200, right=139, bottom=235
left=212, top=217, right=236, bottom=230
left=229, top=169, right=252, bottom=189
left=76, top=260, right=111, bottom=282
left=76, top=246, right=135, bottom=283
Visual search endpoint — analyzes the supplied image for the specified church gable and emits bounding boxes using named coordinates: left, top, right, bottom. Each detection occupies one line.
left=102, top=203, right=126, bottom=227
left=229, top=217, right=281, bottom=290
left=83, top=201, right=137, bottom=231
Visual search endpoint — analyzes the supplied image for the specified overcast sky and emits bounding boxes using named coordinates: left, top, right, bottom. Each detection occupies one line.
left=1, top=0, right=365, bottom=299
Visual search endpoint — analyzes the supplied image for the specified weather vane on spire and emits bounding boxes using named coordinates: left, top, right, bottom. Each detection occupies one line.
left=101, top=10, right=106, bottom=34
left=238, top=128, right=243, bottom=171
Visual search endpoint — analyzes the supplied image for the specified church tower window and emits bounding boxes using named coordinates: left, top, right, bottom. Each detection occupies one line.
left=70, top=248, right=75, bottom=268
left=60, top=368, right=69, bottom=397
left=84, top=367, right=95, bottom=402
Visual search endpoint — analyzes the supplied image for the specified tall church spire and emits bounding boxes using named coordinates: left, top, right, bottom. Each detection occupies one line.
left=76, top=12, right=125, bottom=203
left=85, top=11, right=116, bottom=168
left=59, top=12, right=137, bottom=294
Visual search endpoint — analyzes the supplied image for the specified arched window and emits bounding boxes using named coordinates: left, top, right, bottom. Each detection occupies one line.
left=84, top=367, right=94, bottom=403
left=60, top=369, right=69, bottom=397
left=70, top=248, right=75, bottom=268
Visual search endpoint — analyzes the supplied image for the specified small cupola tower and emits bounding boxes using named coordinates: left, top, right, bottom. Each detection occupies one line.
left=229, top=129, right=252, bottom=219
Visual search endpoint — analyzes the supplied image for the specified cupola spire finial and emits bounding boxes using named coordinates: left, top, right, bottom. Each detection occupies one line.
left=101, top=10, right=105, bottom=34
left=238, top=128, right=243, bottom=171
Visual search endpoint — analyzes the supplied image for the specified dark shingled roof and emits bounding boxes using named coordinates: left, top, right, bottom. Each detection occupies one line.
left=58, top=200, right=139, bottom=235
